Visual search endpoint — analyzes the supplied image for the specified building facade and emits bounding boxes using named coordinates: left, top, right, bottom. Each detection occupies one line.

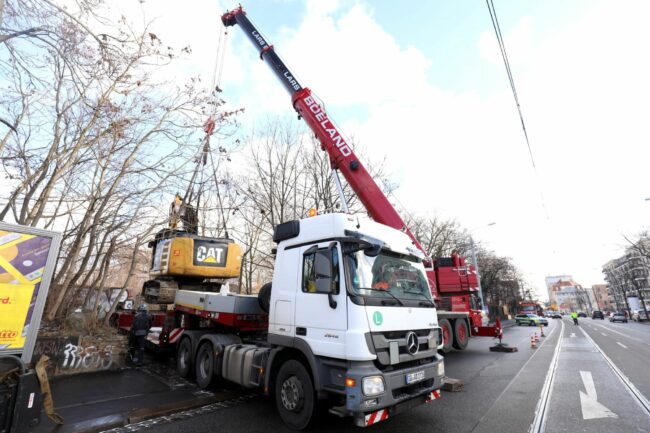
left=602, top=242, right=650, bottom=315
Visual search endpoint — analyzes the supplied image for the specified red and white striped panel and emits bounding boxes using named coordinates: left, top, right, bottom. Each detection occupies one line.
left=168, top=328, right=184, bottom=344
left=364, top=408, right=389, bottom=426
left=426, top=389, right=441, bottom=403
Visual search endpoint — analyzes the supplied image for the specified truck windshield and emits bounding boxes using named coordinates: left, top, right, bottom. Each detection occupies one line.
left=344, top=249, right=432, bottom=303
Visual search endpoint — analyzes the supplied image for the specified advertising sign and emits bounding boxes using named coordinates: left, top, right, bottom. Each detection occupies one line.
left=0, top=222, right=61, bottom=362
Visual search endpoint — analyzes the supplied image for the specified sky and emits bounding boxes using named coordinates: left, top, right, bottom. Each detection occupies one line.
left=108, top=0, right=650, bottom=299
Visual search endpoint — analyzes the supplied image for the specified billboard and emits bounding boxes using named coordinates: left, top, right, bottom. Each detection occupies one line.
left=0, top=222, right=61, bottom=362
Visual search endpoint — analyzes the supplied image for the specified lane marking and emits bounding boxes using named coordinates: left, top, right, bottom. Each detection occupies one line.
left=570, top=333, right=576, bottom=338
left=617, top=342, right=628, bottom=349
left=579, top=371, right=618, bottom=419
left=529, top=320, right=564, bottom=433
left=579, top=327, right=650, bottom=415
left=588, top=321, right=646, bottom=344
left=601, top=333, right=607, bottom=337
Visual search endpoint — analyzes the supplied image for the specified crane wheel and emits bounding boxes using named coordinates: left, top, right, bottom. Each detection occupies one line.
left=452, top=319, right=469, bottom=350
left=439, top=319, right=453, bottom=353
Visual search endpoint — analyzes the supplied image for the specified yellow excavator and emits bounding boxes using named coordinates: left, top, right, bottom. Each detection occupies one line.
left=143, top=119, right=242, bottom=304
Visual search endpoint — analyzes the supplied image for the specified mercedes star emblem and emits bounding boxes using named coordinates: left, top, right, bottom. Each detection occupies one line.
left=406, top=331, right=419, bottom=355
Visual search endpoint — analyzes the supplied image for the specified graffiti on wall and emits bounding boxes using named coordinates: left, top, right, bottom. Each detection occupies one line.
left=62, top=342, right=114, bottom=370
left=32, top=335, right=120, bottom=373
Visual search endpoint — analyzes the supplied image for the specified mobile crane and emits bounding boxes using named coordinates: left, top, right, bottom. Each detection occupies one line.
left=221, top=5, right=501, bottom=353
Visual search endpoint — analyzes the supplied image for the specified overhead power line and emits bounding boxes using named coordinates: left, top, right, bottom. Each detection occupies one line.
left=485, top=0, right=550, bottom=221
left=485, top=0, right=537, bottom=170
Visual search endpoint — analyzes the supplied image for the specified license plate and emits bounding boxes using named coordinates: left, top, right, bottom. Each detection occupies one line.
left=406, top=370, right=425, bottom=384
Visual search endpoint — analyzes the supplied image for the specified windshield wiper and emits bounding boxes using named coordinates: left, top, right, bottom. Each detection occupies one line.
left=361, top=287, right=404, bottom=306
left=404, top=290, right=435, bottom=308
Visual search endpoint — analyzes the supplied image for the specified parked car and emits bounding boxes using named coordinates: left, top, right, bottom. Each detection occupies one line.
left=609, top=312, right=628, bottom=323
left=515, top=314, right=549, bottom=326
left=631, top=310, right=648, bottom=322
left=591, top=310, right=604, bottom=320
left=577, top=312, right=587, bottom=318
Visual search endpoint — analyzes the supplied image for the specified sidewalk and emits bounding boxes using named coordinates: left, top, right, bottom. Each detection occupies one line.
left=32, top=358, right=247, bottom=433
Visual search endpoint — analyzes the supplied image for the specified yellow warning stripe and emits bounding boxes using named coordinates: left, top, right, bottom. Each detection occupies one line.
left=0, top=255, right=31, bottom=284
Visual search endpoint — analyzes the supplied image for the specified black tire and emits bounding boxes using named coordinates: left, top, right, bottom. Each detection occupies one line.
left=439, top=319, right=453, bottom=353
left=275, top=360, right=316, bottom=430
left=176, top=337, right=193, bottom=378
left=452, top=319, right=469, bottom=350
left=195, top=342, right=216, bottom=389
left=258, top=282, right=272, bottom=313
left=529, top=321, right=534, bottom=326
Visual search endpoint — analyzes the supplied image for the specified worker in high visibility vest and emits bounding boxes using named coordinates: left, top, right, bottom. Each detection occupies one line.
left=571, top=311, right=578, bottom=325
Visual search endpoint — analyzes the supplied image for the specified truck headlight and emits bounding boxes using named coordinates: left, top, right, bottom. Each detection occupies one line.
left=437, top=361, right=445, bottom=377
left=362, top=376, right=385, bottom=396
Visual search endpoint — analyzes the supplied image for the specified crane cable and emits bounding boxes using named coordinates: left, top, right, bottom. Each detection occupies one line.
left=485, top=0, right=550, bottom=220
left=207, top=25, right=231, bottom=238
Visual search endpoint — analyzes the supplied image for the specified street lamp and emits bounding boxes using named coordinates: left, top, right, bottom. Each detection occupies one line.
left=469, top=222, right=496, bottom=316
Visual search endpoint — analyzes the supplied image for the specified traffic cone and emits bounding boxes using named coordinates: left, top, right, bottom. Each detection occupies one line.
left=530, top=335, right=537, bottom=349
left=534, top=332, right=538, bottom=342
left=540, top=326, right=545, bottom=337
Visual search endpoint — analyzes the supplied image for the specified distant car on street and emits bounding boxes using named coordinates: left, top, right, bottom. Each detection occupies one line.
left=591, top=311, right=604, bottom=320
left=609, top=312, right=628, bottom=323
left=577, top=312, right=587, bottom=318
left=551, top=313, right=562, bottom=319
left=515, top=314, right=549, bottom=326
left=631, top=310, right=648, bottom=322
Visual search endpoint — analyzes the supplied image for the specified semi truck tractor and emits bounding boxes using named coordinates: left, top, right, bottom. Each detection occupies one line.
left=148, top=213, right=444, bottom=429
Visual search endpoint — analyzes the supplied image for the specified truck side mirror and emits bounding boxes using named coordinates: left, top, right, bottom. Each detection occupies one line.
left=314, top=249, right=337, bottom=309
left=314, top=250, right=333, bottom=293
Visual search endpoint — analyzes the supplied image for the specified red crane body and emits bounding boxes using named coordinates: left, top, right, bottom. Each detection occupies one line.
left=221, top=6, right=501, bottom=348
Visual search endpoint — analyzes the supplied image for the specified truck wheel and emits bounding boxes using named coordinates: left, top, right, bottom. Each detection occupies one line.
left=258, top=282, right=272, bottom=313
left=195, top=342, right=216, bottom=389
left=439, top=319, right=453, bottom=353
left=176, top=337, right=193, bottom=378
left=452, top=319, right=469, bottom=350
left=275, top=360, right=315, bottom=430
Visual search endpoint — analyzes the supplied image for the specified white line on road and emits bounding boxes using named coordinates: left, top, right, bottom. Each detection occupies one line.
left=579, top=371, right=618, bottom=420
left=529, top=320, right=564, bottom=433
left=617, top=342, right=628, bottom=349
left=570, top=333, right=576, bottom=338
left=588, top=321, right=646, bottom=344
left=601, top=332, right=607, bottom=336
left=579, top=327, right=650, bottom=415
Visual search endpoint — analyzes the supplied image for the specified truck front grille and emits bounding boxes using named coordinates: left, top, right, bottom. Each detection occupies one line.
left=367, top=329, right=438, bottom=368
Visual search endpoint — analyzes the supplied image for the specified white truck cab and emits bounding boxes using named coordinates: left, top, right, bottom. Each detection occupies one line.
left=266, top=213, right=445, bottom=428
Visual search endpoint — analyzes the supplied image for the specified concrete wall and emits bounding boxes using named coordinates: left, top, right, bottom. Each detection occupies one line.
left=31, top=331, right=128, bottom=377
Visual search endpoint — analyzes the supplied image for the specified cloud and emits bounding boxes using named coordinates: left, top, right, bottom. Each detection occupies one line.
left=128, top=0, right=650, bottom=298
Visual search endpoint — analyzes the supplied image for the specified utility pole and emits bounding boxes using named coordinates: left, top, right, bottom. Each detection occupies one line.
left=469, top=235, right=487, bottom=314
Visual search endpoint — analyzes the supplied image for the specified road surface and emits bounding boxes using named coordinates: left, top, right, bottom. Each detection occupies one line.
left=100, top=318, right=650, bottom=433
